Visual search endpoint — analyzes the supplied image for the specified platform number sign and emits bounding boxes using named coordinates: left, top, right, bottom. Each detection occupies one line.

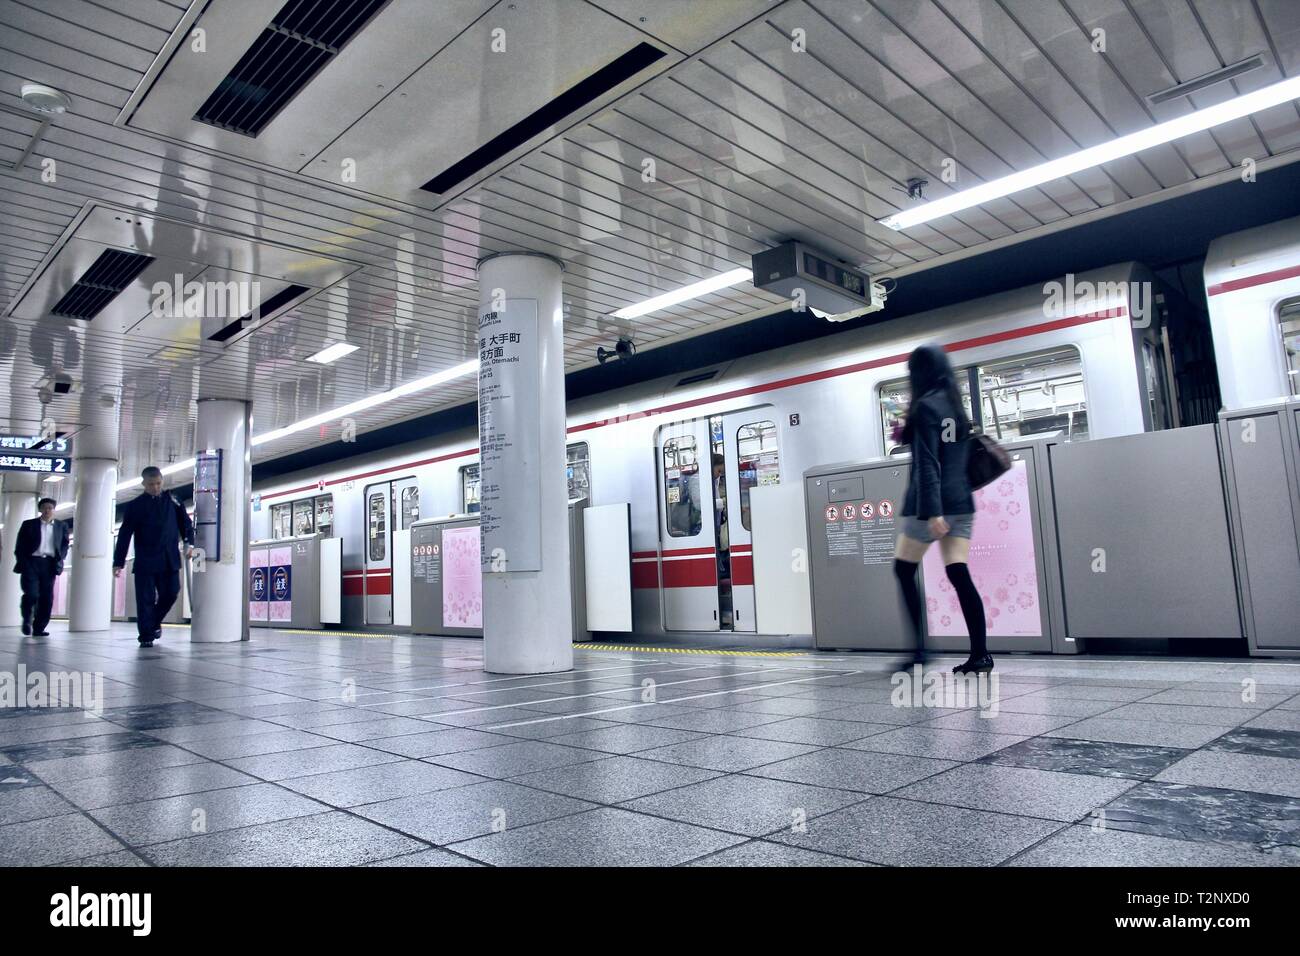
left=789, top=413, right=800, bottom=427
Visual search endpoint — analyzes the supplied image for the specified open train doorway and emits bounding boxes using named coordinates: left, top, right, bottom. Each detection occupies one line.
left=362, top=475, right=418, bottom=625
left=656, top=407, right=780, bottom=633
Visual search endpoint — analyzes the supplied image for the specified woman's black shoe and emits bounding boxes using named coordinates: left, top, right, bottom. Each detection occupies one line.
left=952, top=654, right=994, bottom=675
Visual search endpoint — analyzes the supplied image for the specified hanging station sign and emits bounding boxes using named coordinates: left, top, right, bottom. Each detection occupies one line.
left=0, top=433, right=71, bottom=475
left=477, top=299, right=542, bottom=572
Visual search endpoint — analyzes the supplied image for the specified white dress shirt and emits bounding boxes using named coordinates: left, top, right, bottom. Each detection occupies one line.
left=34, top=518, right=57, bottom=557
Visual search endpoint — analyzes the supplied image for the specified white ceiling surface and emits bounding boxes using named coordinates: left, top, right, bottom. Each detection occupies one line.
left=0, top=0, right=1298, bottom=495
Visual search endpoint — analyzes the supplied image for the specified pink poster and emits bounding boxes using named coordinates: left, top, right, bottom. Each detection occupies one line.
left=442, top=525, right=483, bottom=629
left=268, top=547, right=293, bottom=623
left=249, top=549, right=269, bottom=621
left=923, top=459, right=1043, bottom=638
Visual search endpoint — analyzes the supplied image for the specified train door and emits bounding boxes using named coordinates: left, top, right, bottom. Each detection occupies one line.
left=362, top=476, right=418, bottom=624
left=656, top=420, right=719, bottom=631
left=723, top=412, right=781, bottom=633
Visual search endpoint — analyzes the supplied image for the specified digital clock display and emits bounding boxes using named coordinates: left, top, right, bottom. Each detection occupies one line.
left=803, top=252, right=866, bottom=298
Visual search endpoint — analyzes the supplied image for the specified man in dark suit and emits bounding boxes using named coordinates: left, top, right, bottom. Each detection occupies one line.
left=13, top=496, right=71, bottom=637
left=113, top=466, right=193, bottom=647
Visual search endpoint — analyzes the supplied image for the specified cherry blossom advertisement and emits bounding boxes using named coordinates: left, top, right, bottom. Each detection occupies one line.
left=922, top=459, right=1043, bottom=638
left=442, top=525, right=483, bottom=629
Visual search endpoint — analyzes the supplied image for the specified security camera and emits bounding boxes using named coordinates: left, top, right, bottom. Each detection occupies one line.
left=597, top=337, right=636, bottom=365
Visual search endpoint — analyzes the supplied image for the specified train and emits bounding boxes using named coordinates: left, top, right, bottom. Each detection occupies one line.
left=236, top=203, right=1300, bottom=641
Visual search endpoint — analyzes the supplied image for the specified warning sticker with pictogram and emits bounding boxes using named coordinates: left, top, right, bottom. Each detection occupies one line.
left=878, top=499, right=894, bottom=518
left=860, top=502, right=874, bottom=519
left=843, top=504, right=856, bottom=520
left=825, top=505, right=839, bottom=522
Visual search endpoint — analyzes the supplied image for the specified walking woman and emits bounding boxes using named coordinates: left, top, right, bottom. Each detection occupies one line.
left=892, top=343, right=992, bottom=674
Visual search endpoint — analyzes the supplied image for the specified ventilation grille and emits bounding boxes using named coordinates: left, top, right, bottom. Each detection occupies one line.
left=208, top=284, right=310, bottom=342
left=675, top=369, right=720, bottom=388
left=50, top=249, right=155, bottom=320
left=420, top=42, right=667, bottom=195
left=194, top=0, right=390, bottom=137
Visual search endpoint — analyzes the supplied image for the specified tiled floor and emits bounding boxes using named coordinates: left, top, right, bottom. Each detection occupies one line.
left=2, top=622, right=1298, bottom=867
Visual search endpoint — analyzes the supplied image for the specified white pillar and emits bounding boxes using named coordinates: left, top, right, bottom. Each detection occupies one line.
left=67, top=458, right=118, bottom=631
left=191, top=398, right=251, bottom=643
left=477, top=253, right=574, bottom=675
left=0, top=476, right=38, bottom=627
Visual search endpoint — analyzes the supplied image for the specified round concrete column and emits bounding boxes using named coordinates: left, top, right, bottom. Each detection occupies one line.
left=191, top=398, right=251, bottom=643
left=476, top=253, right=574, bottom=675
left=0, top=475, right=38, bottom=627
left=67, top=458, right=118, bottom=631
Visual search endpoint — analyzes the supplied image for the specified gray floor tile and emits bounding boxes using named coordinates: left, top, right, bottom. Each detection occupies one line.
left=994, top=694, right=1125, bottom=717
left=145, top=811, right=426, bottom=866
left=510, top=754, right=721, bottom=803
left=1031, top=684, right=1161, bottom=702
left=843, top=726, right=1028, bottom=761
left=90, top=783, right=327, bottom=845
left=1154, top=749, right=1300, bottom=798
left=0, top=784, right=76, bottom=825
left=353, top=779, right=595, bottom=844
left=179, top=729, right=337, bottom=760
left=0, top=720, right=133, bottom=747
left=545, top=723, right=710, bottom=755
left=729, top=716, right=893, bottom=747
left=732, top=696, right=853, bottom=717
left=70, top=849, right=151, bottom=867
left=1245, top=709, right=1300, bottom=732
left=478, top=716, right=624, bottom=740
left=223, top=742, right=404, bottom=781
left=427, top=740, right=604, bottom=779
left=46, top=760, right=263, bottom=810
left=1140, top=689, right=1289, bottom=709
left=1008, top=823, right=1294, bottom=867
left=922, top=710, right=1082, bottom=735
left=746, top=748, right=956, bottom=794
left=768, top=796, right=1064, bottom=866
left=687, top=840, right=874, bottom=866
left=279, top=759, right=482, bottom=806
left=146, top=719, right=304, bottom=743
left=1045, top=717, right=1235, bottom=749
left=1102, top=702, right=1265, bottom=727
left=24, top=744, right=209, bottom=782
left=621, top=773, right=866, bottom=837
left=822, top=702, right=961, bottom=725
left=0, top=812, right=127, bottom=865
left=637, top=708, right=787, bottom=734
left=448, top=806, right=746, bottom=866
left=363, top=727, right=514, bottom=758
left=636, top=735, right=817, bottom=773
left=892, top=763, right=1139, bottom=821
left=365, top=849, right=484, bottom=867
left=310, top=716, right=445, bottom=742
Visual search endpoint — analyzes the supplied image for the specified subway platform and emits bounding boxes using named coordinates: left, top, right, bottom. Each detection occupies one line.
left=1, top=623, right=1297, bottom=868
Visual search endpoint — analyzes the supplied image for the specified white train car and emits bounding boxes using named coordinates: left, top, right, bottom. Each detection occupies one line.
left=251, top=262, right=1172, bottom=638
left=1204, top=214, right=1300, bottom=410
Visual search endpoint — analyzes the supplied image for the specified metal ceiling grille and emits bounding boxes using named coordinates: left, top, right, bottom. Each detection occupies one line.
left=208, top=284, right=311, bottom=342
left=420, top=42, right=668, bottom=195
left=50, top=249, right=155, bottom=320
left=193, top=0, right=390, bottom=137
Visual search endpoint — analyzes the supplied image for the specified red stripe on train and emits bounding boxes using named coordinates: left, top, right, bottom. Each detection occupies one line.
left=1207, top=262, right=1300, bottom=296
left=731, top=554, right=754, bottom=587
left=660, top=556, right=717, bottom=588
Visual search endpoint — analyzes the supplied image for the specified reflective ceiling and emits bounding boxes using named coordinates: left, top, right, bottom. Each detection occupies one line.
left=2, top=0, right=1299, bottom=497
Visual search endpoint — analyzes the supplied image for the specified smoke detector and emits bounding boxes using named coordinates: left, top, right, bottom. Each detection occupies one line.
left=21, top=83, right=71, bottom=114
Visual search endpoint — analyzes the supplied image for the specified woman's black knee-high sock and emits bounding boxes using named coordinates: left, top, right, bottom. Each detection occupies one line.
left=944, top=562, right=987, bottom=657
left=893, top=559, right=923, bottom=652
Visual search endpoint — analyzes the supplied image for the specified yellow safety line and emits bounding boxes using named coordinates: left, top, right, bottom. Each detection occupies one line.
left=576, top=643, right=804, bottom=658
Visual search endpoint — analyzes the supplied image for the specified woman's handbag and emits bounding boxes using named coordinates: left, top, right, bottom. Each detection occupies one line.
left=966, top=430, right=1012, bottom=490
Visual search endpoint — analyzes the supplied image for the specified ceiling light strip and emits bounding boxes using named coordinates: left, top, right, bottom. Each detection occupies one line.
left=613, top=267, right=753, bottom=319
left=880, top=74, right=1300, bottom=231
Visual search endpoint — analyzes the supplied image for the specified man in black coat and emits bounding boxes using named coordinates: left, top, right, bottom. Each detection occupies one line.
left=112, top=466, right=193, bottom=647
left=12, top=496, right=71, bottom=637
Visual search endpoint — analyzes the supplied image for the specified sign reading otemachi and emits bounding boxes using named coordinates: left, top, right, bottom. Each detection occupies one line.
left=477, top=299, right=542, bottom=572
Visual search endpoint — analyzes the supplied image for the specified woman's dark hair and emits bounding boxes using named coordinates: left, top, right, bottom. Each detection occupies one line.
left=899, top=343, right=971, bottom=445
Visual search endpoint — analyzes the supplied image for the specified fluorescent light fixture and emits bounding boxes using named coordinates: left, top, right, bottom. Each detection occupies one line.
left=879, top=73, right=1300, bottom=231
left=305, top=342, right=359, bottom=365
left=43, top=474, right=65, bottom=483
left=613, top=267, right=752, bottom=319
left=252, top=358, right=479, bottom=448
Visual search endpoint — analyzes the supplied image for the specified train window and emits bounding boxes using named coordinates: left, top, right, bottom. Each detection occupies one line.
left=314, top=495, right=334, bottom=538
left=880, top=375, right=974, bottom=455
left=292, top=499, right=314, bottom=536
left=271, top=503, right=291, bottom=540
left=367, top=492, right=387, bottom=561
left=461, top=464, right=481, bottom=513
left=978, top=347, right=1087, bottom=441
left=736, top=421, right=780, bottom=531
left=400, top=486, right=419, bottom=529
left=663, top=436, right=702, bottom=537
left=1280, top=299, right=1300, bottom=396
left=566, top=442, right=591, bottom=500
